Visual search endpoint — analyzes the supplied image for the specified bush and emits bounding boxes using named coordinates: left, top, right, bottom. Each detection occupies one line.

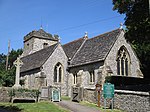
left=105, top=76, right=150, bottom=86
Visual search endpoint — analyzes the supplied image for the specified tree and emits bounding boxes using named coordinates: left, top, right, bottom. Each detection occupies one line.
left=0, top=49, right=23, bottom=86
left=113, top=0, right=150, bottom=79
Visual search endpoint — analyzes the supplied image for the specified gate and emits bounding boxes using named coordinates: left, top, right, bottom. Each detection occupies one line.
left=71, top=87, right=83, bottom=102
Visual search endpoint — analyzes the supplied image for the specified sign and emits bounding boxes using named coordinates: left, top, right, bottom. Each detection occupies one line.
left=95, top=84, right=102, bottom=92
left=52, top=88, right=60, bottom=102
left=95, top=84, right=102, bottom=107
left=103, top=83, right=114, bottom=99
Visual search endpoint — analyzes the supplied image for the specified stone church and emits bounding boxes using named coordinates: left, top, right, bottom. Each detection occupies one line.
left=20, top=27, right=143, bottom=96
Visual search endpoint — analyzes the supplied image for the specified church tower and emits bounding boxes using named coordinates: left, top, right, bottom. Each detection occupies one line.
left=22, top=29, right=59, bottom=57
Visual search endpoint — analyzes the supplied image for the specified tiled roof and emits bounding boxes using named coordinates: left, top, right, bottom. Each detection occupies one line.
left=24, top=29, right=59, bottom=42
left=20, top=43, right=58, bottom=73
left=63, top=38, right=85, bottom=59
left=69, top=29, right=121, bottom=67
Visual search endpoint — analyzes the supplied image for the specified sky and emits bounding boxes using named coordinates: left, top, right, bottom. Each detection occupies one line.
left=0, top=0, right=125, bottom=54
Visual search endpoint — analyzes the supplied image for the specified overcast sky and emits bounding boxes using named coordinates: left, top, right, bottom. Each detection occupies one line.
left=0, top=0, right=125, bottom=54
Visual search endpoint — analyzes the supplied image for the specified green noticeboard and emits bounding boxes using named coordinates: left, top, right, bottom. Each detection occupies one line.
left=103, top=83, right=114, bottom=99
left=52, top=88, right=60, bottom=102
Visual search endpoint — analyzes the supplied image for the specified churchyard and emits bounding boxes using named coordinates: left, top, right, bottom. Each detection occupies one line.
left=0, top=96, right=123, bottom=112
left=0, top=102, right=68, bottom=112
left=0, top=45, right=149, bottom=112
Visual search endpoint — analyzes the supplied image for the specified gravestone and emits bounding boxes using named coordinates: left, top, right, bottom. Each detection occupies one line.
left=41, top=87, right=49, bottom=99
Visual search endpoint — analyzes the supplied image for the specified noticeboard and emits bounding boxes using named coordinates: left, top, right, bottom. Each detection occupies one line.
left=52, top=88, right=60, bottom=102
left=103, top=83, right=114, bottom=99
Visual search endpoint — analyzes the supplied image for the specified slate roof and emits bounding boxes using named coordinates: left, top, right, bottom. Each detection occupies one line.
left=63, top=38, right=85, bottom=59
left=20, top=43, right=58, bottom=73
left=69, top=29, right=121, bottom=67
left=24, top=29, right=59, bottom=42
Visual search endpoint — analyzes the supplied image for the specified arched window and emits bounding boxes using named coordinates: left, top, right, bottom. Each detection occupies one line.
left=73, top=73, right=77, bottom=85
left=89, top=71, right=95, bottom=83
left=117, top=46, right=130, bottom=76
left=54, top=63, right=63, bottom=83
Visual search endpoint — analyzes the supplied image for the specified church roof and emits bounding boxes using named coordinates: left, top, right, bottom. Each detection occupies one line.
left=63, top=38, right=85, bottom=59
left=20, top=43, right=58, bottom=73
left=69, top=29, right=121, bottom=67
left=24, top=29, right=59, bottom=42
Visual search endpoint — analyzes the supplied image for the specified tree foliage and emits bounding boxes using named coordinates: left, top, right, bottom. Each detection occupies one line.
left=0, top=49, right=23, bottom=87
left=113, top=0, right=150, bottom=79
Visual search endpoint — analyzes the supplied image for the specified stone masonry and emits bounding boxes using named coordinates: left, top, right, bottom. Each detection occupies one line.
left=43, top=44, right=68, bottom=95
left=105, top=31, right=143, bottom=77
left=83, top=88, right=150, bottom=112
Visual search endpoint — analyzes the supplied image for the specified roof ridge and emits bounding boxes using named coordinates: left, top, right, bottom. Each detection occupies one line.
left=63, top=37, right=84, bottom=46
left=70, top=38, right=87, bottom=62
left=69, top=28, right=121, bottom=67
left=87, top=28, right=120, bottom=41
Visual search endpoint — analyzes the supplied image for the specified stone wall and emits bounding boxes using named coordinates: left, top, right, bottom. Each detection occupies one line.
left=68, top=62, right=104, bottom=97
left=105, top=31, right=143, bottom=78
left=33, top=38, right=58, bottom=53
left=22, top=37, right=58, bottom=57
left=83, top=88, right=150, bottom=112
left=0, top=87, right=40, bottom=102
left=114, top=90, right=150, bottom=112
left=0, top=87, right=11, bottom=102
left=83, top=88, right=97, bottom=103
left=43, top=44, right=68, bottom=96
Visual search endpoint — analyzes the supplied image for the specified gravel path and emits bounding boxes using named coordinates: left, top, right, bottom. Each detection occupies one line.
left=56, top=101, right=101, bottom=112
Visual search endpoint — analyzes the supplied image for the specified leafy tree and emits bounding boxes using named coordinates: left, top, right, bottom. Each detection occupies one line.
left=0, top=54, right=6, bottom=70
left=113, top=0, right=150, bottom=79
left=0, top=49, right=23, bottom=86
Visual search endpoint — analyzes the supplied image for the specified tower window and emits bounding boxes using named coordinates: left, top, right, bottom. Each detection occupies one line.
left=43, top=43, right=48, bottom=48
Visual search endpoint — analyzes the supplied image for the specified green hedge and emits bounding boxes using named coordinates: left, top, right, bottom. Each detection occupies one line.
left=105, top=76, right=150, bottom=86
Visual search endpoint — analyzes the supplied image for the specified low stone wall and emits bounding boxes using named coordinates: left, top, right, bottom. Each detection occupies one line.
left=83, top=88, right=97, bottom=103
left=0, top=87, right=11, bottom=102
left=0, top=87, right=40, bottom=103
left=83, top=88, right=150, bottom=112
left=114, top=90, right=150, bottom=112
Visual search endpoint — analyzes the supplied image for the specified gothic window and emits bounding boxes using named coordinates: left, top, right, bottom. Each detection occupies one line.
left=117, top=46, right=130, bottom=76
left=89, top=71, right=95, bottom=83
left=54, top=63, right=63, bottom=83
left=54, top=67, right=57, bottom=82
left=117, top=58, right=120, bottom=75
left=73, top=73, right=77, bottom=85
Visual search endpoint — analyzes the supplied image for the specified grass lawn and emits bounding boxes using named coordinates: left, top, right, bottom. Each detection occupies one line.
left=0, top=102, right=69, bottom=112
left=61, top=96, right=71, bottom=101
left=80, top=101, right=124, bottom=112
